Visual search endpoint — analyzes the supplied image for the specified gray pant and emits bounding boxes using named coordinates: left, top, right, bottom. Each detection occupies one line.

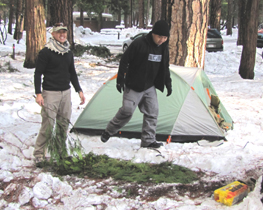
left=33, top=89, right=72, bottom=158
left=106, top=86, right=159, bottom=147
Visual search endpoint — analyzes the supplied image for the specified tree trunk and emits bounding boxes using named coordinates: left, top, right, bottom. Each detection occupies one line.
left=24, top=0, right=46, bottom=68
left=45, top=0, right=52, bottom=27
left=134, top=11, right=138, bottom=26
left=130, top=0, right=133, bottom=27
left=8, top=0, right=14, bottom=35
left=49, top=0, right=74, bottom=48
left=237, top=0, right=246, bottom=45
left=118, top=7, right=121, bottom=24
left=161, top=0, right=168, bottom=20
left=146, top=0, right=150, bottom=27
left=14, top=0, right=25, bottom=42
left=209, top=0, right=221, bottom=31
left=80, top=7, right=84, bottom=26
left=152, top=0, right=162, bottom=24
left=124, top=13, right=128, bottom=28
left=138, top=0, right=144, bottom=28
left=166, top=0, right=173, bottom=24
left=239, top=0, right=259, bottom=79
left=227, top=0, right=233, bottom=35
left=151, top=0, right=155, bottom=24
left=122, top=0, right=130, bottom=28
left=97, top=12, right=103, bottom=32
left=232, top=0, right=238, bottom=27
left=169, top=0, right=209, bottom=68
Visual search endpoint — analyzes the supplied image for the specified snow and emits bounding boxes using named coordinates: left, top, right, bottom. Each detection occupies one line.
left=0, top=26, right=263, bottom=209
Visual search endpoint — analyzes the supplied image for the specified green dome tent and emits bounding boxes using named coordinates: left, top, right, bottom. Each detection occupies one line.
left=71, top=65, right=233, bottom=143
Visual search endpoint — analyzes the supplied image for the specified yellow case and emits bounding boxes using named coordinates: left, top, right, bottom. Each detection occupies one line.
left=214, top=181, right=248, bottom=206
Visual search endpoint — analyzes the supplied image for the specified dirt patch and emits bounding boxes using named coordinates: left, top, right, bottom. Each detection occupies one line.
left=60, top=171, right=227, bottom=202
left=91, top=179, right=226, bottom=202
left=1, top=178, right=34, bottom=203
left=1, top=168, right=262, bottom=208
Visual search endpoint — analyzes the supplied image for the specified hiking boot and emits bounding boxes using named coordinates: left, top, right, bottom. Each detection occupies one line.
left=101, top=131, right=111, bottom=143
left=142, top=141, right=163, bottom=148
left=34, top=157, right=50, bottom=168
left=34, top=157, right=45, bottom=168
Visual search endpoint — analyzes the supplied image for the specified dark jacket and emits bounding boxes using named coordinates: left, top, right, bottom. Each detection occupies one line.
left=117, top=31, right=171, bottom=92
left=34, top=47, right=82, bottom=94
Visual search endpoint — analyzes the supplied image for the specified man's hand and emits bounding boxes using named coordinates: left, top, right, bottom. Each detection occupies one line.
left=166, top=85, right=172, bottom=97
left=116, top=83, right=124, bottom=93
left=79, top=91, right=85, bottom=105
left=35, top=94, right=44, bottom=106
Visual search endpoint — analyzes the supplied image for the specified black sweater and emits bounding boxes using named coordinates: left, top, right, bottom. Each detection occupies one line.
left=34, top=47, right=82, bottom=94
left=117, top=32, right=171, bottom=92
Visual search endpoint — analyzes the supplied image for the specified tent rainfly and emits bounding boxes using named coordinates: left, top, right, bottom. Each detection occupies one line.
left=71, top=65, right=233, bottom=143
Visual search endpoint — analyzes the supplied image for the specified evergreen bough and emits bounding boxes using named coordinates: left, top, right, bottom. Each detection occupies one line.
left=40, top=96, right=198, bottom=184
left=72, top=44, right=111, bottom=58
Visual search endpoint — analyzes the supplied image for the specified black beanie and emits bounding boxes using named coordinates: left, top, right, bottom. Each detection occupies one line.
left=152, top=20, right=169, bottom=36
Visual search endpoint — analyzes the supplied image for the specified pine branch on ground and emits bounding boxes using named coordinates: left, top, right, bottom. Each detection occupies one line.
left=40, top=107, right=198, bottom=184
left=41, top=152, right=199, bottom=184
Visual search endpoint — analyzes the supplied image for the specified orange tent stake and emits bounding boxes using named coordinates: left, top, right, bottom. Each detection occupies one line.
left=166, top=135, right=171, bottom=144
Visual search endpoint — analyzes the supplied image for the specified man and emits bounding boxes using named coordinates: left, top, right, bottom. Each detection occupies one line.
left=101, top=20, right=172, bottom=148
left=34, top=23, right=85, bottom=162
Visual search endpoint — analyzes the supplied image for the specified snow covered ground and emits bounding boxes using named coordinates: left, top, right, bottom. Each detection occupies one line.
left=0, top=26, right=263, bottom=209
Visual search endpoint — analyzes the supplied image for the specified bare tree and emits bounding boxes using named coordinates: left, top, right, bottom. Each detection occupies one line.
left=8, top=0, right=14, bottom=34
left=145, top=0, right=150, bottom=27
left=232, top=0, right=238, bottom=27
left=209, top=0, right=221, bottom=31
left=237, top=0, right=246, bottom=45
left=169, top=0, right=209, bottom=68
left=130, top=0, right=133, bottom=27
left=138, top=0, right=144, bottom=28
left=45, top=0, right=52, bottom=27
left=239, top=0, right=259, bottom=79
left=227, top=0, right=233, bottom=35
left=80, top=7, right=84, bottom=26
left=152, top=0, right=162, bottom=24
left=121, top=0, right=130, bottom=27
left=14, top=0, right=25, bottom=43
left=161, top=0, right=168, bottom=20
left=166, top=0, right=172, bottom=24
left=75, top=0, right=86, bottom=26
left=24, top=0, right=46, bottom=68
left=49, top=0, right=74, bottom=48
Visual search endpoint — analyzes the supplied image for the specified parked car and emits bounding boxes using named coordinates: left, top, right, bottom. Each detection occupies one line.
left=206, top=28, right=223, bottom=52
left=122, top=32, right=148, bottom=52
left=257, top=33, right=263, bottom=48
left=122, top=29, right=224, bottom=53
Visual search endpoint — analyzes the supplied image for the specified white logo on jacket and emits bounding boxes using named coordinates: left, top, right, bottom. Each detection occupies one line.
left=148, top=54, right=162, bottom=62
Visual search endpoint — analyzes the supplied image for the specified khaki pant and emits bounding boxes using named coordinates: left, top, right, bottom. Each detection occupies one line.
left=106, top=86, right=159, bottom=147
left=33, top=89, right=72, bottom=158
